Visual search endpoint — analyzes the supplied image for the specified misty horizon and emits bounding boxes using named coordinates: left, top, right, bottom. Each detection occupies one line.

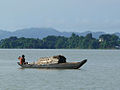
left=0, top=27, right=119, bottom=34
left=0, top=0, right=120, bottom=33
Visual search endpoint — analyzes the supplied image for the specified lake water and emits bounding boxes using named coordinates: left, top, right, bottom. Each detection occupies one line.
left=0, top=49, right=120, bottom=90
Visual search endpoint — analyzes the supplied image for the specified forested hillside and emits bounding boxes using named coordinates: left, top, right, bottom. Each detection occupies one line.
left=0, top=33, right=119, bottom=49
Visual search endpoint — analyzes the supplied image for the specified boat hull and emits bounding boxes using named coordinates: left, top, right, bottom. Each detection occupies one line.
left=17, top=59, right=87, bottom=69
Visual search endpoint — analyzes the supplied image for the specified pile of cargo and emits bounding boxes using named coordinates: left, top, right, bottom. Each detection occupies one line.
left=35, top=55, right=66, bottom=65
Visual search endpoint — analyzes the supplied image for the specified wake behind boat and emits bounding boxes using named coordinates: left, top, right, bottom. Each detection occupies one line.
left=17, top=55, right=87, bottom=69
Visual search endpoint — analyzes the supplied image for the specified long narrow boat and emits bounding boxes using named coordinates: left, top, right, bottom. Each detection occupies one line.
left=17, top=59, right=87, bottom=69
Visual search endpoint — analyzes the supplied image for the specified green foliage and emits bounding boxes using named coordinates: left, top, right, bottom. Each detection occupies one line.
left=0, top=33, right=119, bottom=49
left=67, top=33, right=79, bottom=48
left=0, top=37, right=43, bottom=48
left=99, top=34, right=119, bottom=49
left=55, top=36, right=68, bottom=49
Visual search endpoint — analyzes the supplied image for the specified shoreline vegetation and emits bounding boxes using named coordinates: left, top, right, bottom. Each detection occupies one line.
left=0, top=33, right=120, bottom=49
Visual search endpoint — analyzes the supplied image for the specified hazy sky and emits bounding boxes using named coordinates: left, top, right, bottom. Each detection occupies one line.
left=0, top=0, right=120, bottom=33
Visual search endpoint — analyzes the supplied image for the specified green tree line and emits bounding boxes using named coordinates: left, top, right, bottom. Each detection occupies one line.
left=0, top=33, right=120, bottom=49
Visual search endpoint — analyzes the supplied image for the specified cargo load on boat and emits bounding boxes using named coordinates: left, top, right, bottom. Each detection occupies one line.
left=35, top=55, right=66, bottom=65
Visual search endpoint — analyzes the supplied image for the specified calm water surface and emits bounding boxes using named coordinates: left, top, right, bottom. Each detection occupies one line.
left=0, top=49, right=120, bottom=90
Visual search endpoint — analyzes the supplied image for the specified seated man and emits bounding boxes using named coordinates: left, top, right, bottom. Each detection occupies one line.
left=18, top=56, right=23, bottom=65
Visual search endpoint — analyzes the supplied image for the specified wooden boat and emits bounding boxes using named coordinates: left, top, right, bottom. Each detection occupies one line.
left=17, top=59, right=87, bottom=69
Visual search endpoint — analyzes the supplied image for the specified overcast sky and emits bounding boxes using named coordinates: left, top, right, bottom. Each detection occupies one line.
left=0, top=0, right=120, bottom=33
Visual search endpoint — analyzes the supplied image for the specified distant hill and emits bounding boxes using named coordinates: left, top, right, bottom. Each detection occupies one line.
left=12, top=28, right=63, bottom=39
left=113, top=32, right=120, bottom=38
left=0, top=28, right=120, bottom=39
left=0, top=30, right=11, bottom=39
